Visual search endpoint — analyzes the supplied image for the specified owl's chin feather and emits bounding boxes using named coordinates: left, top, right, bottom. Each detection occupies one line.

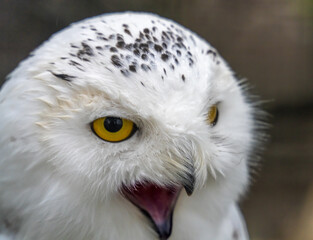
left=121, top=182, right=182, bottom=239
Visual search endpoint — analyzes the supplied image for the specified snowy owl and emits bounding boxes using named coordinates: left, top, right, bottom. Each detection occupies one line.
left=0, top=12, right=263, bottom=240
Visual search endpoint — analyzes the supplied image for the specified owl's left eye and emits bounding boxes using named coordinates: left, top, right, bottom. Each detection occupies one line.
left=207, top=105, right=219, bottom=126
left=91, top=117, right=137, bottom=142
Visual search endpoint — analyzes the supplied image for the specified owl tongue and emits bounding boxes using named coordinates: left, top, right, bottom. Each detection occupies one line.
left=122, top=183, right=182, bottom=239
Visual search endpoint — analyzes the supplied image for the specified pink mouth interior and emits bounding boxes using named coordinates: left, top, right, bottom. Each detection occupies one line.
left=122, top=182, right=181, bottom=229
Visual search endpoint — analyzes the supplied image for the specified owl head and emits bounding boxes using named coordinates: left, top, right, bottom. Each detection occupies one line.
left=0, top=12, right=263, bottom=239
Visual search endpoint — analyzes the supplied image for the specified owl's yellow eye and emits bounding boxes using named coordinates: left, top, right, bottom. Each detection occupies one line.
left=92, top=117, right=136, bottom=142
left=207, top=105, right=218, bottom=126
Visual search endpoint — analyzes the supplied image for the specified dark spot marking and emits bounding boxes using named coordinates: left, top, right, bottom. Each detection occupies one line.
left=122, top=24, right=129, bottom=28
left=207, top=49, right=217, bottom=57
left=170, top=64, right=175, bottom=70
left=124, top=29, right=132, bottom=36
left=109, top=34, right=115, bottom=39
left=99, top=37, right=108, bottom=41
left=96, top=46, right=103, bottom=50
left=50, top=72, right=76, bottom=82
left=189, top=58, right=194, bottom=66
left=141, top=64, right=151, bottom=71
left=78, top=42, right=94, bottom=57
left=163, top=68, right=167, bottom=75
left=176, top=50, right=181, bottom=56
left=181, top=74, right=185, bottom=81
left=143, top=28, right=150, bottom=34
left=111, top=55, right=122, bottom=67
left=162, top=31, right=170, bottom=40
left=116, top=41, right=125, bottom=48
left=154, top=44, right=163, bottom=52
left=141, top=54, right=148, bottom=60
left=70, top=44, right=79, bottom=48
left=110, top=47, right=118, bottom=52
left=141, top=82, right=145, bottom=86
left=120, top=69, right=129, bottom=77
left=69, top=60, right=83, bottom=67
left=161, top=54, right=169, bottom=61
left=177, top=36, right=183, bottom=42
left=162, top=43, right=167, bottom=49
left=129, top=65, right=136, bottom=72
left=125, top=44, right=133, bottom=50
left=60, top=57, right=67, bottom=60
left=133, top=49, right=140, bottom=56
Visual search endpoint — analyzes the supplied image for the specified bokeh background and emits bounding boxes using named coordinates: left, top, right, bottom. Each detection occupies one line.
left=1, top=0, right=312, bottom=239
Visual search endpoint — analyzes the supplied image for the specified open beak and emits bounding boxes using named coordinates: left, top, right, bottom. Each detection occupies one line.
left=121, top=177, right=194, bottom=239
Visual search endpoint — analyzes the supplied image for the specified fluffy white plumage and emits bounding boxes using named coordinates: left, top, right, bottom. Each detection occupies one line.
left=0, top=12, right=261, bottom=240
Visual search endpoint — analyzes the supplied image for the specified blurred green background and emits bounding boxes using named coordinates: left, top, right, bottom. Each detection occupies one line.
left=1, top=0, right=312, bottom=239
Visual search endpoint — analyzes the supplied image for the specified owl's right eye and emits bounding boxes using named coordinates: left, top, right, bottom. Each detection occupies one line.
left=91, top=116, right=137, bottom=142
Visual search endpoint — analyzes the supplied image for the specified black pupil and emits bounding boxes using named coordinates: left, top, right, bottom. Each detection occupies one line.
left=104, top=117, right=123, bottom=132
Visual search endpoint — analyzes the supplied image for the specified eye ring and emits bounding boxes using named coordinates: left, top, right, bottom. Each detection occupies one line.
left=207, top=105, right=219, bottom=126
left=91, top=116, right=137, bottom=142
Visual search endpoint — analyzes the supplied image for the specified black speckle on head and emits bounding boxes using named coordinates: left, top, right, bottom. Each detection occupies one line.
left=96, top=46, right=103, bottom=50
left=70, top=44, right=79, bottom=48
left=152, top=26, right=157, bottom=32
left=176, top=50, right=181, bottom=56
left=162, top=31, right=170, bottom=40
left=122, top=24, right=129, bottom=28
left=81, top=42, right=94, bottom=56
left=141, top=54, right=148, bottom=60
left=50, top=71, right=76, bottom=82
left=99, top=37, right=108, bottom=41
left=133, top=49, right=140, bottom=56
left=125, top=44, right=133, bottom=51
left=162, top=43, right=167, bottom=49
left=111, top=55, right=122, bottom=67
left=207, top=49, right=217, bottom=56
left=163, top=68, right=167, bottom=76
left=181, top=74, right=185, bottom=81
left=174, top=57, right=179, bottom=65
left=116, top=41, right=125, bottom=49
left=145, top=34, right=151, bottom=40
left=141, top=81, right=145, bottom=86
left=154, top=44, right=163, bottom=52
left=161, top=53, right=169, bottom=61
left=177, top=36, right=183, bottom=42
left=129, top=65, right=136, bottom=72
left=143, top=28, right=150, bottom=34
left=96, top=32, right=104, bottom=36
left=60, top=57, right=67, bottom=60
left=120, top=69, right=130, bottom=77
left=139, top=32, right=144, bottom=39
left=189, top=58, right=194, bottom=66
left=110, top=47, right=118, bottom=52
left=170, top=64, right=175, bottom=70
left=76, top=42, right=94, bottom=61
left=109, top=34, right=115, bottom=40
left=141, top=63, right=151, bottom=71
left=124, top=28, right=132, bottom=36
